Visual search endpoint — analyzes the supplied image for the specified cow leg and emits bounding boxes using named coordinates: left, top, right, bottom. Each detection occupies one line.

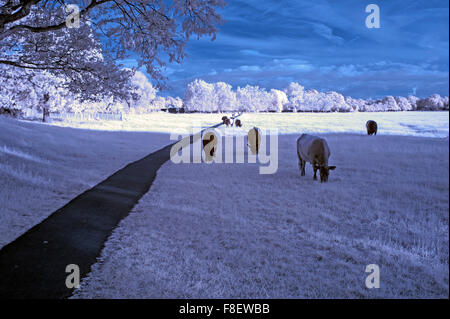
left=298, top=158, right=306, bottom=176
left=313, top=166, right=318, bottom=180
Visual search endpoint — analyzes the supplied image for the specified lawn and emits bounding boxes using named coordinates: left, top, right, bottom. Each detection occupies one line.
left=0, top=117, right=171, bottom=248
left=73, top=133, right=449, bottom=298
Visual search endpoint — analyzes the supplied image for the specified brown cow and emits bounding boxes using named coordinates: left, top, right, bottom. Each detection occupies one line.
left=202, top=132, right=217, bottom=161
left=248, top=127, right=261, bottom=155
left=297, top=134, right=336, bottom=182
left=222, top=116, right=231, bottom=127
left=366, top=120, right=378, bottom=135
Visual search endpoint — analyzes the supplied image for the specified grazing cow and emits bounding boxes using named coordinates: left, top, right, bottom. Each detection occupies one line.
left=366, top=120, right=378, bottom=135
left=235, top=119, right=242, bottom=127
left=202, top=132, right=217, bottom=161
left=297, top=134, right=336, bottom=182
left=222, top=116, right=231, bottom=127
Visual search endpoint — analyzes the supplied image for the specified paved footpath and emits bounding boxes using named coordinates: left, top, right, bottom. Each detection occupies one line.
left=0, top=124, right=223, bottom=299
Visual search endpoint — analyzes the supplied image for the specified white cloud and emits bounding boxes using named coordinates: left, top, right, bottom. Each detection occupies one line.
left=240, top=49, right=263, bottom=56
left=239, top=65, right=263, bottom=72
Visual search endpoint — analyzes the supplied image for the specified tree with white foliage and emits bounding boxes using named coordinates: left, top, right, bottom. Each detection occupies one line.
left=181, top=79, right=448, bottom=113
left=1, top=7, right=135, bottom=102
left=164, top=96, right=183, bottom=109
left=148, top=96, right=167, bottom=112
left=443, top=96, right=449, bottom=110
left=183, top=79, right=216, bottom=112
left=345, top=96, right=367, bottom=112
left=297, top=89, right=318, bottom=112
left=0, top=64, right=37, bottom=114
left=395, top=96, right=413, bottom=111
left=365, top=96, right=400, bottom=112
left=417, top=94, right=447, bottom=111
left=296, top=90, right=350, bottom=112
left=0, top=64, right=74, bottom=120
left=322, top=91, right=351, bottom=112
left=126, top=71, right=157, bottom=111
left=236, top=85, right=268, bottom=112
left=0, top=0, right=225, bottom=101
left=214, top=82, right=236, bottom=112
left=268, top=89, right=288, bottom=112
left=407, top=96, right=420, bottom=110
left=284, top=82, right=305, bottom=112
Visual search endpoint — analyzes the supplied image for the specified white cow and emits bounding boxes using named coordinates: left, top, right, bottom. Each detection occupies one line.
left=297, top=134, right=336, bottom=182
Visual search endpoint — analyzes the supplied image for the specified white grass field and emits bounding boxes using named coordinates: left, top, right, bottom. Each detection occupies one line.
left=49, top=111, right=449, bottom=138
left=0, top=117, right=170, bottom=248
left=1, top=111, right=448, bottom=298
left=73, top=133, right=449, bottom=298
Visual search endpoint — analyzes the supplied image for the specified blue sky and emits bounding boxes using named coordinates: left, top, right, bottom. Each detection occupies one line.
left=155, top=0, right=449, bottom=99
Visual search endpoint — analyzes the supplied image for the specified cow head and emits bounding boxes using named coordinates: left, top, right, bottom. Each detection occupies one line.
left=319, top=166, right=336, bottom=182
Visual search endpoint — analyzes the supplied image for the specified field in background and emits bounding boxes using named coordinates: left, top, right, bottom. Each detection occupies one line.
left=47, top=111, right=450, bottom=138
left=73, top=134, right=449, bottom=298
left=0, top=117, right=171, bottom=248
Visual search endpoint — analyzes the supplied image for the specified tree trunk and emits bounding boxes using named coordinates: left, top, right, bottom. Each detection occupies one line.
left=42, top=93, right=50, bottom=122
left=42, top=106, right=49, bottom=122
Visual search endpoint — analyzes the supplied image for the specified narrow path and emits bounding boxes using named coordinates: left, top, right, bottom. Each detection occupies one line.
left=0, top=123, right=224, bottom=299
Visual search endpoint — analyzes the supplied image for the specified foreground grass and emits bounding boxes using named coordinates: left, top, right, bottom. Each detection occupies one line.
left=74, top=134, right=449, bottom=298
left=0, top=117, right=170, bottom=248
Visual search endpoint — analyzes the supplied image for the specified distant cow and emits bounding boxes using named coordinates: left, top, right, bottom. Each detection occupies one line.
left=235, top=119, right=242, bottom=127
left=248, top=127, right=261, bottom=155
left=366, top=120, right=378, bottom=135
left=297, top=134, right=336, bottom=183
left=222, top=116, right=231, bottom=127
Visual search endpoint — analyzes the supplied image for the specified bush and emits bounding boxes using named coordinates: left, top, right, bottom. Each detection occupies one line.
left=0, top=107, right=22, bottom=118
